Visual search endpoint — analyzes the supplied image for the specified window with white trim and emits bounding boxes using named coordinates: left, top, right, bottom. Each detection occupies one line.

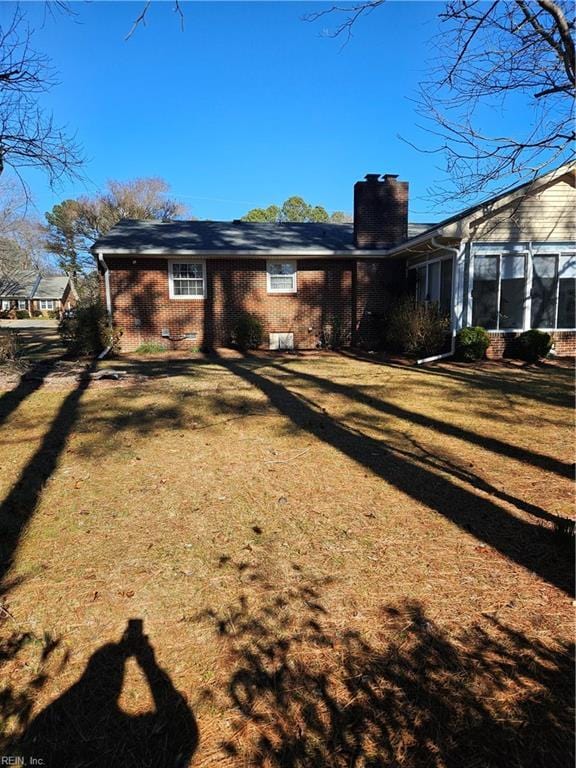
left=1, top=300, right=10, bottom=310
left=531, top=253, right=576, bottom=329
left=39, top=299, right=54, bottom=310
left=410, top=257, right=452, bottom=315
left=17, top=300, right=27, bottom=310
left=472, top=254, right=527, bottom=330
left=168, top=261, right=205, bottom=299
left=267, top=260, right=297, bottom=293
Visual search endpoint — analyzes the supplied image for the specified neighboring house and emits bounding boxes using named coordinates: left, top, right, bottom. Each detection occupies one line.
left=0, top=272, right=77, bottom=316
left=92, top=164, right=575, bottom=355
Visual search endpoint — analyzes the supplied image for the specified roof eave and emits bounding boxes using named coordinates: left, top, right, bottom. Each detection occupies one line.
left=91, top=248, right=403, bottom=258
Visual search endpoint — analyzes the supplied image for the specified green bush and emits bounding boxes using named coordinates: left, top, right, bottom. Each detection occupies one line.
left=135, top=341, right=168, bottom=355
left=455, top=327, right=491, bottom=361
left=382, top=297, right=450, bottom=358
left=516, top=329, right=552, bottom=362
left=232, top=313, right=264, bottom=350
left=58, top=301, right=122, bottom=356
left=32, top=310, right=42, bottom=318
left=47, top=310, right=59, bottom=319
left=15, top=310, right=30, bottom=319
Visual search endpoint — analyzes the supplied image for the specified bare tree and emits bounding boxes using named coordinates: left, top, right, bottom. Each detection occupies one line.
left=307, top=1, right=575, bottom=202
left=0, top=4, right=83, bottom=193
left=0, top=178, right=53, bottom=275
left=45, top=177, right=189, bottom=276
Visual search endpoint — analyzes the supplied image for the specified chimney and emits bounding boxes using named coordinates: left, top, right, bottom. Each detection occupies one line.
left=353, top=173, right=408, bottom=249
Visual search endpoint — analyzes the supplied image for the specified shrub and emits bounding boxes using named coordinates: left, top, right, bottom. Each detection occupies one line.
left=232, top=313, right=264, bottom=350
left=0, top=332, right=19, bottom=363
left=32, top=310, right=42, bottom=318
left=47, top=310, right=59, bottom=319
left=382, top=297, right=450, bottom=358
left=15, top=310, right=30, bottom=319
left=58, top=301, right=122, bottom=356
left=455, top=327, right=491, bottom=362
left=320, top=316, right=350, bottom=350
left=516, top=329, right=552, bottom=362
left=135, top=341, right=168, bottom=355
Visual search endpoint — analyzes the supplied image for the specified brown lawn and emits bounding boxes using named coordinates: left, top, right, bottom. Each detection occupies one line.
left=0, top=344, right=574, bottom=767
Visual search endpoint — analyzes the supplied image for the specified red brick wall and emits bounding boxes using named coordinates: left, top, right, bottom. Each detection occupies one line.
left=355, top=258, right=406, bottom=348
left=354, top=175, right=408, bottom=248
left=486, top=331, right=576, bottom=358
left=105, top=257, right=359, bottom=351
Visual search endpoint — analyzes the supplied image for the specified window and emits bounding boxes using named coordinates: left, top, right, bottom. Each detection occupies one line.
left=267, top=261, right=297, bottom=293
left=531, top=254, right=576, bottom=329
left=18, top=300, right=27, bottom=310
left=1, top=300, right=9, bottom=310
left=168, top=261, right=205, bottom=299
left=411, top=258, right=453, bottom=315
left=39, top=299, right=54, bottom=310
left=472, top=254, right=527, bottom=330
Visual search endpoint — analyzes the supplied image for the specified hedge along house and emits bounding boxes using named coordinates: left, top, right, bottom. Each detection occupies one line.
left=92, top=163, right=576, bottom=355
left=0, top=272, right=77, bottom=316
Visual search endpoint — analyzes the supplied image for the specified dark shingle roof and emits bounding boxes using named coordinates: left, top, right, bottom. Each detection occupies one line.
left=0, top=270, right=39, bottom=299
left=33, top=275, right=70, bottom=299
left=0, top=271, right=70, bottom=300
left=92, top=220, right=436, bottom=255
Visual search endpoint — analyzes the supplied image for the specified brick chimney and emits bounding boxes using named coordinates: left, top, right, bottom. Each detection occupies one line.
left=353, top=174, right=408, bottom=249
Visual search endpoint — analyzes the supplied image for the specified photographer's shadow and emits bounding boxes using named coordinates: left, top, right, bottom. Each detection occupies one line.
left=17, top=619, right=198, bottom=768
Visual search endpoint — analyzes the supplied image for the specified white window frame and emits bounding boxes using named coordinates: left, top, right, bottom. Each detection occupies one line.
left=471, top=248, right=576, bottom=332
left=39, top=299, right=55, bottom=311
left=168, top=260, right=205, bottom=300
left=530, top=251, right=576, bottom=332
left=407, top=254, right=453, bottom=315
left=18, top=299, right=28, bottom=310
left=472, top=251, right=529, bottom=333
left=266, top=260, right=297, bottom=294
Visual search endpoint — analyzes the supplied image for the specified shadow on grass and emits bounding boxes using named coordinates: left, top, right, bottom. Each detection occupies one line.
left=338, top=349, right=575, bottom=409
left=269, top=358, right=574, bottom=480
left=0, top=365, right=96, bottom=592
left=3, top=620, right=198, bottom=768
left=199, top=558, right=574, bottom=767
left=212, top=353, right=574, bottom=595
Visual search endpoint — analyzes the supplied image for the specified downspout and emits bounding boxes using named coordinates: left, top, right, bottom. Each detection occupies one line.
left=416, top=236, right=463, bottom=365
left=97, top=252, right=113, bottom=360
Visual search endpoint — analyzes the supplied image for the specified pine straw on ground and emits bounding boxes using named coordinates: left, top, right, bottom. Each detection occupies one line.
left=0, top=350, right=574, bottom=767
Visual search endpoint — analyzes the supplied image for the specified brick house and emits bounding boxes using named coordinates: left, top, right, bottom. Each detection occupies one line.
left=0, top=272, right=77, bottom=316
left=92, top=164, right=576, bottom=356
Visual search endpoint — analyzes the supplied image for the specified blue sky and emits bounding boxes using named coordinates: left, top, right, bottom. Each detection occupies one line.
left=7, top=2, right=529, bottom=223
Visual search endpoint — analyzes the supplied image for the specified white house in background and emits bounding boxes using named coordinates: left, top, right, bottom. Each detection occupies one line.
left=386, top=163, right=576, bottom=356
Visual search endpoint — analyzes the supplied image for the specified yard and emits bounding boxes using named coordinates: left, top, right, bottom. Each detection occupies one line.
left=0, top=334, right=574, bottom=766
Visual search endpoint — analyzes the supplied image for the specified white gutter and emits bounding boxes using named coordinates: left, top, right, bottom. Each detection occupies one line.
left=98, top=252, right=112, bottom=315
left=416, top=236, right=464, bottom=365
left=97, top=252, right=113, bottom=360
left=91, top=248, right=397, bottom=259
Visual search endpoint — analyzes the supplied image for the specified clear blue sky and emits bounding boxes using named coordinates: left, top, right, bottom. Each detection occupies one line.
left=8, top=1, right=529, bottom=223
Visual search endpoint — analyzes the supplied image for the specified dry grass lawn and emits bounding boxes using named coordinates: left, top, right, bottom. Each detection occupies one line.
left=0, top=344, right=574, bottom=767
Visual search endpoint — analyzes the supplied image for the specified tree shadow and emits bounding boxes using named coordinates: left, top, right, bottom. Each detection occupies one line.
left=7, top=619, right=198, bottom=768
left=210, top=353, right=574, bottom=595
left=199, top=558, right=574, bottom=767
left=0, top=364, right=96, bottom=593
left=268, top=358, right=574, bottom=480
